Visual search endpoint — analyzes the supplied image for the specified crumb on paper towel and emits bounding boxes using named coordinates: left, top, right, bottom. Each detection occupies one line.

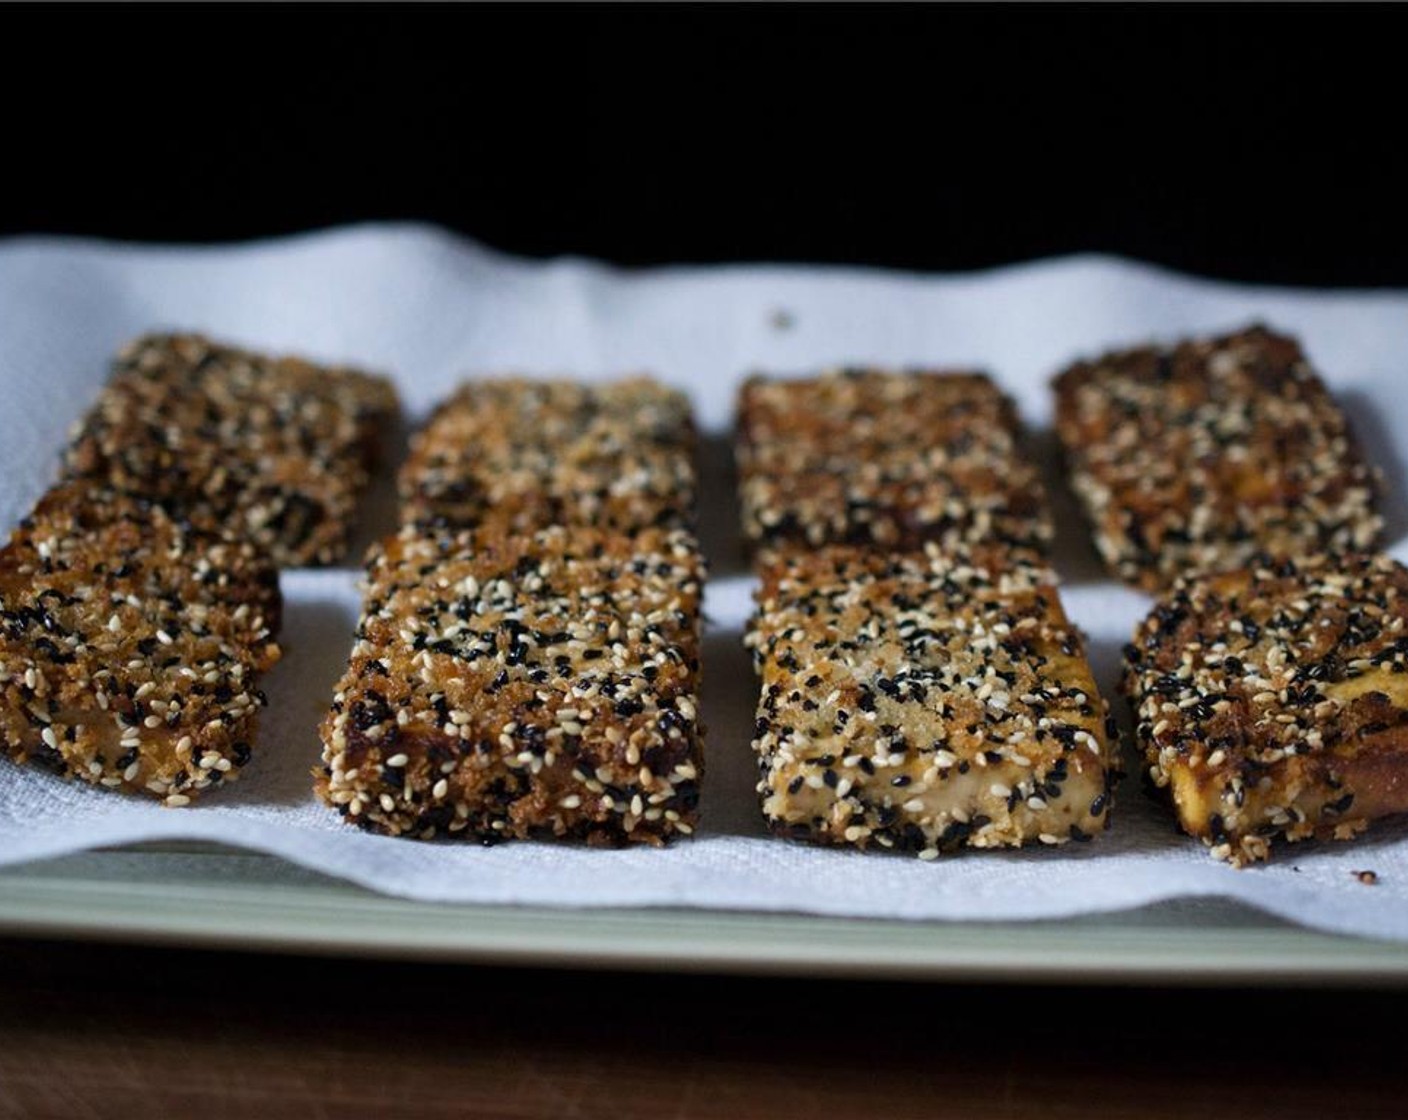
left=1354, top=870, right=1380, bottom=886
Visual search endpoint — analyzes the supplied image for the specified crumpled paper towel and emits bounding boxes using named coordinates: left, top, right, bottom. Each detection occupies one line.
left=3, top=224, right=1408, bottom=940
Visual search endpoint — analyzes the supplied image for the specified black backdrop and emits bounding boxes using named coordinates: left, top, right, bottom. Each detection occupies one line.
left=5, top=3, right=1404, bottom=286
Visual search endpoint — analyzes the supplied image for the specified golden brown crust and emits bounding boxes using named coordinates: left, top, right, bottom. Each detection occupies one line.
left=736, top=369, right=1052, bottom=555
left=748, top=541, right=1118, bottom=856
left=398, top=378, right=697, bottom=534
left=317, top=525, right=704, bottom=844
left=0, top=483, right=282, bottom=803
left=1124, top=552, right=1408, bottom=864
left=62, top=332, right=400, bottom=567
left=1054, top=324, right=1380, bottom=591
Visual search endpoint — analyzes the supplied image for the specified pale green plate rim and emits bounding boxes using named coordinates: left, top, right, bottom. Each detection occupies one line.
left=0, top=844, right=1405, bottom=986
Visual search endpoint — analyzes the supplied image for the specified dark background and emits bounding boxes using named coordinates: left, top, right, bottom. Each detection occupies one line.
left=4, top=4, right=1405, bottom=286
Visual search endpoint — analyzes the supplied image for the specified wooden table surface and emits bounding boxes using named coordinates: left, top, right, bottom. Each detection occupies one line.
left=0, top=937, right=1402, bottom=1119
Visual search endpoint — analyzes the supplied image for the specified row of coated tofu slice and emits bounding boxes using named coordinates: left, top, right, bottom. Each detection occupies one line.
left=1, top=326, right=1403, bottom=866
left=0, top=335, right=396, bottom=805
left=740, top=371, right=1116, bottom=856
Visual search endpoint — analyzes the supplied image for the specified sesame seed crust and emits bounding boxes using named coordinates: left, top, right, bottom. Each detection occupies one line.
left=317, top=525, right=705, bottom=844
left=0, top=484, right=282, bottom=802
left=747, top=542, right=1118, bottom=856
left=1053, top=324, right=1381, bottom=592
left=62, top=332, right=400, bottom=567
left=398, top=378, right=697, bottom=534
left=736, top=369, right=1053, bottom=555
left=1124, top=552, right=1408, bottom=866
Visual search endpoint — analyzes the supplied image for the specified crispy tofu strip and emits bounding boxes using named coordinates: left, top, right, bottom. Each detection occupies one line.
left=748, top=542, right=1117, bottom=856
left=318, top=525, right=704, bottom=844
left=398, top=378, right=697, bottom=534
left=736, top=369, right=1052, bottom=555
left=1054, top=324, right=1380, bottom=591
left=63, top=332, right=399, bottom=566
left=0, top=485, right=281, bottom=803
left=1125, top=552, right=1408, bottom=865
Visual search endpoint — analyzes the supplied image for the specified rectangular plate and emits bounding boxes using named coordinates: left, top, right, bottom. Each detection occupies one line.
left=2, top=843, right=1407, bottom=986
left=7, top=232, right=1408, bottom=972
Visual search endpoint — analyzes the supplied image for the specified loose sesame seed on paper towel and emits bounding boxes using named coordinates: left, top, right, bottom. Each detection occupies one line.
left=3, top=226, right=1408, bottom=940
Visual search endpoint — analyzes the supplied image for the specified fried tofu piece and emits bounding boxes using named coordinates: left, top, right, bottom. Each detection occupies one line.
left=736, top=369, right=1052, bottom=555
left=1054, top=324, right=1380, bottom=591
left=747, top=542, right=1117, bottom=856
left=398, top=378, right=697, bottom=534
left=0, top=485, right=281, bottom=803
left=1124, top=552, right=1408, bottom=865
left=317, top=524, right=704, bottom=844
left=62, top=332, right=400, bottom=567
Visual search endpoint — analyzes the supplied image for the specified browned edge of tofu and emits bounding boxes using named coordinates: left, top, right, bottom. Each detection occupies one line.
left=735, top=368, right=1054, bottom=558
left=61, top=332, right=401, bottom=567
left=317, top=523, right=705, bottom=844
left=0, top=483, right=282, bottom=803
left=397, top=377, right=698, bottom=535
left=1053, top=323, right=1381, bottom=592
left=747, top=541, right=1118, bottom=857
left=1123, top=551, right=1408, bottom=865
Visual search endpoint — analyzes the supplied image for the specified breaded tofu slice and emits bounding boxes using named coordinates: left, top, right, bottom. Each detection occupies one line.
left=1125, top=552, right=1408, bottom=865
left=0, top=485, right=281, bottom=803
left=748, top=541, right=1117, bottom=856
left=736, top=369, right=1052, bottom=556
left=1054, top=324, right=1380, bottom=591
left=398, top=378, right=697, bottom=534
left=63, top=332, right=399, bottom=566
left=318, top=524, right=704, bottom=844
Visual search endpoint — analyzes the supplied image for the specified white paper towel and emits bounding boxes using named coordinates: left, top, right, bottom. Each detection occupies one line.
left=4, top=224, right=1408, bottom=940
